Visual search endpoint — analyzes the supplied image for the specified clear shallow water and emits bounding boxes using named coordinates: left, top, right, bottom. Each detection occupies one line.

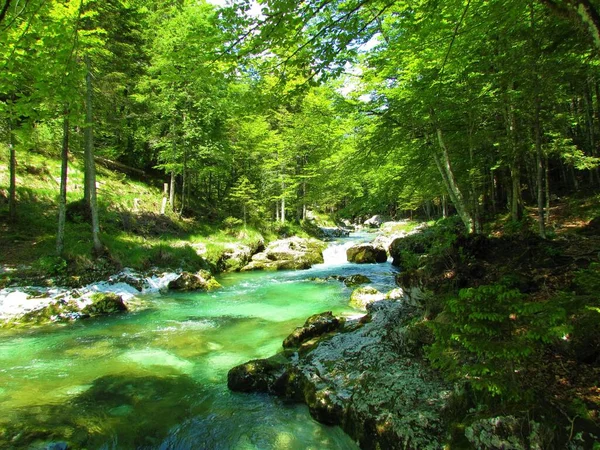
left=0, top=233, right=398, bottom=449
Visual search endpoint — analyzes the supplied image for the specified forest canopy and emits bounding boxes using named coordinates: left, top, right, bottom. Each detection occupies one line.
left=2, top=0, right=600, bottom=238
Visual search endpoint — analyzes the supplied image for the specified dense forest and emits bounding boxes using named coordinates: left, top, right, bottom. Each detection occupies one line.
left=3, top=0, right=600, bottom=238
left=2, top=0, right=600, bottom=449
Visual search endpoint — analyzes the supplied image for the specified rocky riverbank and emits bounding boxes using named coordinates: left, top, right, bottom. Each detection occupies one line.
left=0, top=268, right=221, bottom=327
left=228, top=294, right=456, bottom=450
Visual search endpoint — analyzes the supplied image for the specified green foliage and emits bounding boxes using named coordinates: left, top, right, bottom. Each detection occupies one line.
left=573, top=263, right=600, bottom=296
left=222, top=216, right=244, bottom=233
left=428, top=284, right=566, bottom=401
left=35, top=256, right=67, bottom=276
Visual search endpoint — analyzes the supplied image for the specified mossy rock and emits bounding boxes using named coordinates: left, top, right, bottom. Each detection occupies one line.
left=283, top=311, right=345, bottom=349
left=227, top=353, right=289, bottom=393
left=82, top=293, right=128, bottom=315
left=346, top=244, right=387, bottom=264
left=167, top=270, right=221, bottom=291
left=344, top=274, right=371, bottom=287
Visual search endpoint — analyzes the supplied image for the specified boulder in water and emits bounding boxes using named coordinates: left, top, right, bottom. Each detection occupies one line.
left=346, top=244, right=387, bottom=264
left=319, top=227, right=350, bottom=238
left=343, top=274, right=371, bottom=286
left=167, top=270, right=221, bottom=291
left=241, top=237, right=325, bottom=271
left=82, top=293, right=127, bottom=315
left=227, top=353, right=288, bottom=393
left=283, top=311, right=345, bottom=349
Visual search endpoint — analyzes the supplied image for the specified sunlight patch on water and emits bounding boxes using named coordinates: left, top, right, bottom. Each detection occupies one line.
left=122, top=348, right=194, bottom=374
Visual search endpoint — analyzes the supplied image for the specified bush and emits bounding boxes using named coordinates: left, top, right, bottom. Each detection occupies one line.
left=35, top=255, right=67, bottom=275
left=222, top=217, right=243, bottom=235
left=427, top=284, right=565, bottom=402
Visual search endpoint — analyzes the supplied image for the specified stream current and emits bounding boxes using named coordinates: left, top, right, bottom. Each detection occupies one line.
left=0, top=233, right=398, bottom=449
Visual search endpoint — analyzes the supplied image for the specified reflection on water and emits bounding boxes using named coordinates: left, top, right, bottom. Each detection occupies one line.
left=0, top=235, right=396, bottom=449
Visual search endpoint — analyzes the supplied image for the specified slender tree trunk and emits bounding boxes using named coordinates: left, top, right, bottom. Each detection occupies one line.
left=534, top=98, right=546, bottom=238
left=570, top=164, right=579, bottom=191
left=280, top=185, right=286, bottom=224
left=442, top=195, right=448, bottom=218
left=8, top=116, right=16, bottom=223
left=84, top=56, right=103, bottom=255
left=302, top=181, right=307, bottom=220
left=545, top=156, right=551, bottom=225
left=433, top=128, right=474, bottom=233
left=584, top=81, right=599, bottom=185
left=56, top=109, right=70, bottom=255
left=169, top=170, right=176, bottom=211
left=510, top=160, right=522, bottom=221
left=179, top=149, right=187, bottom=217
left=468, top=117, right=481, bottom=232
left=161, top=183, right=168, bottom=215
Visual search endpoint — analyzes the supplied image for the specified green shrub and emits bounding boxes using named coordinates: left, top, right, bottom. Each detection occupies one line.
left=427, top=284, right=565, bottom=402
left=222, top=217, right=243, bottom=234
left=573, top=262, right=600, bottom=295
left=35, top=255, right=67, bottom=275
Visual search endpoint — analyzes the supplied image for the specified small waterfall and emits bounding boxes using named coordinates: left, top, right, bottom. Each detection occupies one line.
left=322, top=240, right=355, bottom=266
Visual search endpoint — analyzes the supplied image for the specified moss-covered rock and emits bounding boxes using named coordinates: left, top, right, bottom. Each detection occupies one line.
left=82, top=293, right=128, bottom=315
left=343, top=274, right=371, bottom=286
left=283, top=311, right=345, bottom=349
left=227, top=353, right=289, bottom=393
left=167, top=270, right=221, bottom=292
left=346, top=244, right=387, bottom=264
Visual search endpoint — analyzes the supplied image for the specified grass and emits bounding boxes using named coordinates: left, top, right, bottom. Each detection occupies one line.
left=0, top=148, right=267, bottom=283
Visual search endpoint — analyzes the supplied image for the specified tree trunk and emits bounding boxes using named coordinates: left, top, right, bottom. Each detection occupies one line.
left=84, top=56, right=103, bottom=255
left=442, top=194, right=448, bottom=218
left=545, top=156, right=551, bottom=225
left=161, top=183, right=168, bottom=215
left=8, top=116, right=16, bottom=223
left=56, top=109, right=70, bottom=255
left=534, top=97, right=546, bottom=238
left=169, top=170, right=176, bottom=211
left=433, top=128, right=474, bottom=233
left=302, top=181, right=307, bottom=220
left=179, top=150, right=187, bottom=217
left=510, top=160, right=522, bottom=221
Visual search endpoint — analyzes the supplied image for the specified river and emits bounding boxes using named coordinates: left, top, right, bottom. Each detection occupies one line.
left=0, top=232, right=399, bottom=449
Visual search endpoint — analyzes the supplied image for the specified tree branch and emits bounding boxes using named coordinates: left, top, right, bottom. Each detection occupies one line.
left=0, top=0, right=12, bottom=24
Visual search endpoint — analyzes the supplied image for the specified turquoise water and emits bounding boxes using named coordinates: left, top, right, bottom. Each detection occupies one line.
left=0, top=236, right=398, bottom=449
